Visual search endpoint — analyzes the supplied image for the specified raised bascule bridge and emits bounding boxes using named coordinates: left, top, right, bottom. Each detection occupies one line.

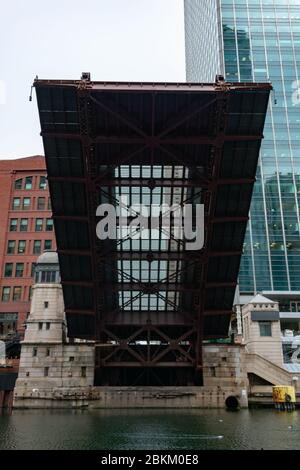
left=34, top=75, right=271, bottom=387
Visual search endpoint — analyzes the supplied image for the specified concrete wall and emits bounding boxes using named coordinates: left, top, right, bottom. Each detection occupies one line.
left=13, top=386, right=248, bottom=409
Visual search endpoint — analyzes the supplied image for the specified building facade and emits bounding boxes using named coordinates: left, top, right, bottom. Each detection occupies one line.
left=185, top=0, right=300, bottom=309
left=0, top=156, right=56, bottom=339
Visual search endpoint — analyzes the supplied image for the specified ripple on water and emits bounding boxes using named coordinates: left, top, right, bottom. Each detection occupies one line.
left=0, top=408, right=299, bottom=450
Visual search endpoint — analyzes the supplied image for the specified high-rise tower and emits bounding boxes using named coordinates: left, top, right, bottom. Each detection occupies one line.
left=185, top=0, right=300, bottom=310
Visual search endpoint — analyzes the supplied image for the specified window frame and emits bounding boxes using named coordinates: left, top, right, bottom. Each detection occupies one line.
left=22, top=197, right=31, bottom=210
left=25, top=176, right=33, bottom=190
left=35, top=218, right=43, bottom=232
left=12, top=197, right=21, bottom=210
left=12, top=286, right=22, bottom=302
left=15, top=262, right=24, bottom=278
left=4, top=263, right=13, bottom=277
left=44, top=240, right=52, bottom=251
left=45, top=218, right=53, bottom=231
left=259, top=321, right=272, bottom=337
left=17, top=240, right=26, bottom=254
left=39, top=176, right=47, bottom=190
left=37, top=197, right=45, bottom=210
left=2, top=287, right=11, bottom=302
left=9, top=219, right=18, bottom=232
left=33, top=240, right=41, bottom=254
left=14, top=178, right=23, bottom=190
left=7, top=240, right=16, bottom=254
left=20, top=218, right=28, bottom=232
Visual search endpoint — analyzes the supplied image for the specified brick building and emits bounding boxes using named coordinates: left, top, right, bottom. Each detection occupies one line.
left=0, top=156, right=56, bottom=339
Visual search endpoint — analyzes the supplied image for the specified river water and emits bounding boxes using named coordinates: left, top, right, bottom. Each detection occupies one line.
left=0, top=408, right=299, bottom=450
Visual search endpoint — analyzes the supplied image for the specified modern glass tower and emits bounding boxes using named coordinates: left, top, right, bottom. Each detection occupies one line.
left=185, top=0, right=300, bottom=307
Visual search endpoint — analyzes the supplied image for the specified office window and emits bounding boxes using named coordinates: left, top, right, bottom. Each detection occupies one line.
left=44, top=240, right=52, bottom=251
left=28, top=287, right=33, bottom=301
left=12, top=287, right=22, bottom=301
left=46, top=219, right=53, bottom=231
left=9, top=219, right=18, bottom=231
left=33, top=240, right=41, bottom=254
left=47, top=198, right=51, bottom=210
left=44, top=367, right=49, bottom=377
left=259, top=322, right=272, bottom=337
left=4, top=263, right=13, bottom=277
left=38, top=322, right=43, bottom=330
left=22, top=197, right=30, bottom=210
left=25, top=176, right=32, bottom=190
left=46, top=323, right=50, bottom=330
left=15, top=263, right=24, bottom=277
left=2, top=287, right=10, bottom=302
left=7, top=240, right=15, bottom=254
left=14, top=178, right=22, bottom=190
left=20, top=218, right=28, bottom=232
left=35, top=218, right=43, bottom=232
left=32, top=348, right=37, bottom=357
left=12, top=197, right=21, bottom=210
left=39, top=176, right=47, bottom=190
left=31, top=263, right=36, bottom=277
left=37, top=197, right=45, bottom=210
left=18, top=240, right=26, bottom=254
left=81, top=367, right=87, bottom=378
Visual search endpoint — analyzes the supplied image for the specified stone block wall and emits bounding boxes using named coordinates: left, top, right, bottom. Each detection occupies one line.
left=202, top=344, right=248, bottom=389
left=14, top=343, right=94, bottom=400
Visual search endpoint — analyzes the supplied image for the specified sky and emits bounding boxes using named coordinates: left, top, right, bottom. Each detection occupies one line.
left=0, top=0, right=185, bottom=159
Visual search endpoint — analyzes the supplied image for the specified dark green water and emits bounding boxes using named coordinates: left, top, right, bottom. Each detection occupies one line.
left=0, top=408, right=300, bottom=450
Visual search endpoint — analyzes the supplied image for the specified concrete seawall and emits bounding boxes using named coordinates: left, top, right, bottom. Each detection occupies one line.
left=13, top=386, right=248, bottom=409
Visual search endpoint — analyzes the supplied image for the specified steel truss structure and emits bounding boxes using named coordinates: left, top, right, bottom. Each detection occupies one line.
left=35, top=76, right=271, bottom=386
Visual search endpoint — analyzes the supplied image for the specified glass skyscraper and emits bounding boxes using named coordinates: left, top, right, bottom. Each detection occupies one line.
left=185, top=0, right=300, bottom=305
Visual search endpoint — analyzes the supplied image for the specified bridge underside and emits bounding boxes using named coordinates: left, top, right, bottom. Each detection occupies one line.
left=35, top=78, right=271, bottom=386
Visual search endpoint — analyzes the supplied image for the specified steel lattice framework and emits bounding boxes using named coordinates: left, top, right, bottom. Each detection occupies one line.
left=35, top=76, right=271, bottom=386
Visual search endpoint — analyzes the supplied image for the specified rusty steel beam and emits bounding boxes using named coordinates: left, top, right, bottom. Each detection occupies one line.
left=48, top=175, right=255, bottom=187
left=34, top=78, right=272, bottom=93
left=102, top=315, right=194, bottom=326
left=97, top=362, right=194, bottom=368
left=53, top=213, right=248, bottom=225
left=53, top=214, right=88, bottom=222
left=194, top=92, right=230, bottom=374
left=61, top=280, right=235, bottom=291
left=203, top=310, right=233, bottom=316
left=213, top=216, right=249, bottom=224
left=58, top=249, right=242, bottom=260
left=66, top=308, right=94, bottom=316
left=41, top=131, right=263, bottom=145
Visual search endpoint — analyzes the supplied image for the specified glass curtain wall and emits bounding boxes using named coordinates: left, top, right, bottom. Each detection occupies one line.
left=185, top=0, right=300, bottom=293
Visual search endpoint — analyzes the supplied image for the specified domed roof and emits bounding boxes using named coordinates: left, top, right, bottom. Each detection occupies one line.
left=36, top=251, right=59, bottom=265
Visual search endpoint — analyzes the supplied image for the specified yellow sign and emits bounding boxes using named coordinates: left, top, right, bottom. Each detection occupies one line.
left=272, top=386, right=296, bottom=403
